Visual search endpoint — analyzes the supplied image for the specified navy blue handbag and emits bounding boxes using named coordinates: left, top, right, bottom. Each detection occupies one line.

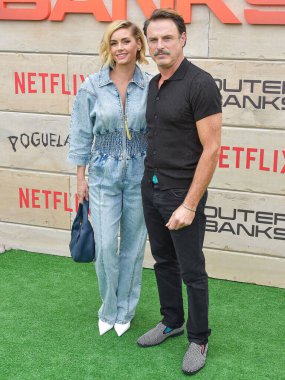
left=69, top=199, right=95, bottom=263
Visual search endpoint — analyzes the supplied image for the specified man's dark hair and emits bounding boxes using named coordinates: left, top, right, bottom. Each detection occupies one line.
left=143, top=8, right=186, bottom=37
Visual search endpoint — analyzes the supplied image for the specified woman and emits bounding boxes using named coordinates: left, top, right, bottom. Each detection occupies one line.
left=68, top=20, right=150, bottom=337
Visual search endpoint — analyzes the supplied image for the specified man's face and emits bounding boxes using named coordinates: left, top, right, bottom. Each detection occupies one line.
left=146, top=19, right=186, bottom=69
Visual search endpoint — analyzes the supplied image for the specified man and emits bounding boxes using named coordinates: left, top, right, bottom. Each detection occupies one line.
left=137, top=9, right=222, bottom=375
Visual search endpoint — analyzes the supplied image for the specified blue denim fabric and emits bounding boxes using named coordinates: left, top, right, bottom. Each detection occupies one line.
left=69, top=65, right=151, bottom=324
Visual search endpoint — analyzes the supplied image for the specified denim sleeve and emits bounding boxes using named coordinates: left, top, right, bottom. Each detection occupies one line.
left=68, top=88, right=96, bottom=166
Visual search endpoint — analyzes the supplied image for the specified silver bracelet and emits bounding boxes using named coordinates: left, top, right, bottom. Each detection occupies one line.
left=182, top=203, right=196, bottom=213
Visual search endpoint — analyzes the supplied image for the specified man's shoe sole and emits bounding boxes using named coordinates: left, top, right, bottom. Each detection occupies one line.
left=182, top=365, right=205, bottom=376
left=137, top=330, right=184, bottom=348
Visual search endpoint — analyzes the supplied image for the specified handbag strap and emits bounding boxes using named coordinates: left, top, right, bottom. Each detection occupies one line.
left=82, top=199, right=89, bottom=220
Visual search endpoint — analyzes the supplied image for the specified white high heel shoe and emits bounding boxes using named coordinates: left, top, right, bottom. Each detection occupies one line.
left=98, top=319, right=113, bottom=336
left=114, top=322, right=131, bottom=337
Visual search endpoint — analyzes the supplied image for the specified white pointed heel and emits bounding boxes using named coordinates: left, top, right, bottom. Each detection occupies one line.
left=98, top=319, right=113, bottom=336
left=114, top=322, right=131, bottom=337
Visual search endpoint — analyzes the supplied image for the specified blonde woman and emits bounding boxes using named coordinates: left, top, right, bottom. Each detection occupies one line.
left=69, top=21, right=151, bottom=336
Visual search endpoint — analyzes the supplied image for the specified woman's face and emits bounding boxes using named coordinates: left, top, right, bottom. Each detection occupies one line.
left=110, top=27, right=141, bottom=67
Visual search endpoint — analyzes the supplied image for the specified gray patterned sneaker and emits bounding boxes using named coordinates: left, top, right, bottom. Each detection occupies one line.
left=137, top=322, right=184, bottom=347
left=182, top=342, right=208, bottom=375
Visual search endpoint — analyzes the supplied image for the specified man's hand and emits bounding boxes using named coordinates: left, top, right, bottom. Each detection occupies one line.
left=77, top=178, right=89, bottom=204
left=166, top=205, right=196, bottom=230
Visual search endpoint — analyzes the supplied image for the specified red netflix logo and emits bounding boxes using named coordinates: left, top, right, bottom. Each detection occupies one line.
left=19, top=187, right=79, bottom=212
left=14, top=72, right=85, bottom=95
left=219, top=146, right=285, bottom=173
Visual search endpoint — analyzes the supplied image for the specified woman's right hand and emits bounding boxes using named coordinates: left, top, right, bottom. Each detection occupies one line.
left=77, top=177, right=89, bottom=203
left=77, top=165, right=89, bottom=204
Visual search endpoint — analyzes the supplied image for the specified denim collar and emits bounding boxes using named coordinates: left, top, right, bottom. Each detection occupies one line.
left=98, top=64, right=146, bottom=88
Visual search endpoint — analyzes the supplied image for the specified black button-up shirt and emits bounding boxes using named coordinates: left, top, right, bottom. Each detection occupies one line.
left=144, top=58, right=222, bottom=189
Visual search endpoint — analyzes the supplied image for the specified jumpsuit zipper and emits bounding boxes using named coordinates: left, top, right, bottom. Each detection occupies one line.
left=124, top=114, right=131, bottom=141
left=113, top=84, right=131, bottom=174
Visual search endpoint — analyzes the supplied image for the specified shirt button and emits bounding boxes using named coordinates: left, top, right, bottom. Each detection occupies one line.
left=153, top=151, right=156, bottom=155
left=156, top=96, right=159, bottom=101
left=154, top=115, right=158, bottom=119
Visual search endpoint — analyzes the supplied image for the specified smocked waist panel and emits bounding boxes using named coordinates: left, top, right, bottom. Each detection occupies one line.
left=93, top=130, right=147, bottom=159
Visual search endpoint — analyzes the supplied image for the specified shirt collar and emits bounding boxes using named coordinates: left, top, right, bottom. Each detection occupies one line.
left=153, top=58, right=190, bottom=83
left=98, top=64, right=146, bottom=88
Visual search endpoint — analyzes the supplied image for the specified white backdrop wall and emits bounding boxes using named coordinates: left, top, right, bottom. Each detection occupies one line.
left=0, top=0, right=285, bottom=287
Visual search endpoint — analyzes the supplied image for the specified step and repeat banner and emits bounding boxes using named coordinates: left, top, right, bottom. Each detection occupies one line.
left=0, top=0, right=285, bottom=287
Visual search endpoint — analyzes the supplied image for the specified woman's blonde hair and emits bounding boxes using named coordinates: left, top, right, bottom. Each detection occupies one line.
left=100, top=20, right=148, bottom=68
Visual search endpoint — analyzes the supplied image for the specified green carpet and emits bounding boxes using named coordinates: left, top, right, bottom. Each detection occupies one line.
left=0, top=250, right=284, bottom=380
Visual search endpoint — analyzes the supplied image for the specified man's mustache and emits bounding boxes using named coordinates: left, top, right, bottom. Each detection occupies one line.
left=153, top=49, right=171, bottom=56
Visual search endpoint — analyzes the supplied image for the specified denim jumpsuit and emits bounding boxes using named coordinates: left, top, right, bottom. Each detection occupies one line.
left=68, top=65, right=151, bottom=325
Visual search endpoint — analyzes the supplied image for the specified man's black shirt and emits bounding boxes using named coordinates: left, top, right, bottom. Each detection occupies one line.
left=144, top=58, right=222, bottom=189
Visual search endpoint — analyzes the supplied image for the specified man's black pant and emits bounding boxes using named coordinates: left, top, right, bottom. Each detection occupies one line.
left=141, top=178, right=211, bottom=344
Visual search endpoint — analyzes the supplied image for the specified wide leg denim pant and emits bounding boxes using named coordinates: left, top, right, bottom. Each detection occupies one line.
left=88, top=154, right=147, bottom=325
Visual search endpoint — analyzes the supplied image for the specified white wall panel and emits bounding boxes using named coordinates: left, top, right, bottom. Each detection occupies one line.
left=0, top=53, right=69, bottom=114
left=209, top=0, right=285, bottom=60
left=205, top=189, right=285, bottom=258
left=143, top=244, right=285, bottom=288
left=0, top=169, right=72, bottom=229
left=204, top=248, right=285, bottom=288
left=191, top=59, right=285, bottom=129
left=0, top=1, right=209, bottom=57
left=0, top=222, right=70, bottom=257
left=2, top=222, right=283, bottom=288
left=0, top=112, right=73, bottom=173
left=211, top=127, right=285, bottom=195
